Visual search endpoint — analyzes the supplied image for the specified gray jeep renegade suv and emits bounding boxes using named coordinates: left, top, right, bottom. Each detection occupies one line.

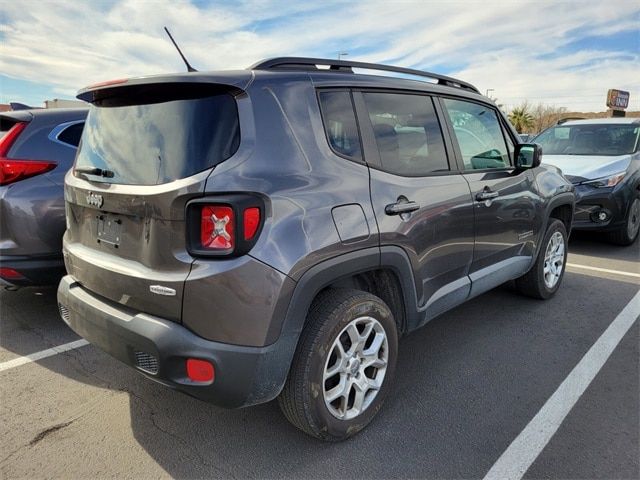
left=57, top=58, right=575, bottom=440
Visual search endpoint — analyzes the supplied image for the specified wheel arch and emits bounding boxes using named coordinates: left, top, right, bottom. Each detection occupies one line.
left=259, top=246, right=419, bottom=402
left=533, top=192, right=575, bottom=260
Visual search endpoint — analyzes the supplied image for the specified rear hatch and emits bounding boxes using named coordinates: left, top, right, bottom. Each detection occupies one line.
left=64, top=78, right=246, bottom=321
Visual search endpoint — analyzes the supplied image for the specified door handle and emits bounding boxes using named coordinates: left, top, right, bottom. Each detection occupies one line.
left=385, top=200, right=420, bottom=215
left=476, top=190, right=499, bottom=201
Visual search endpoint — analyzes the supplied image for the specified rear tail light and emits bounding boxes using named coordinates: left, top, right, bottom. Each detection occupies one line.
left=0, top=121, right=56, bottom=186
left=187, top=195, right=264, bottom=257
left=85, top=78, right=128, bottom=89
left=0, top=268, right=25, bottom=281
left=0, top=121, right=28, bottom=157
left=0, top=160, right=57, bottom=186
left=243, top=207, right=261, bottom=240
left=201, top=206, right=235, bottom=251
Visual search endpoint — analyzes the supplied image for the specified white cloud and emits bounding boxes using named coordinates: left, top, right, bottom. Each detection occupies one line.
left=1, top=0, right=639, bottom=111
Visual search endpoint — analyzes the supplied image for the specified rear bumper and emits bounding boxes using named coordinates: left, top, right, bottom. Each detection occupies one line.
left=0, top=255, right=65, bottom=286
left=57, top=275, right=292, bottom=408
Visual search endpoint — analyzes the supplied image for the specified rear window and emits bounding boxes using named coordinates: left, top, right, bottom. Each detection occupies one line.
left=75, top=93, right=240, bottom=185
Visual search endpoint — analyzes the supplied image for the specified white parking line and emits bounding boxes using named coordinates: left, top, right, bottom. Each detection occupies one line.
left=483, top=289, right=640, bottom=480
left=567, top=263, right=640, bottom=279
left=0, top=339, right=90, bottom=373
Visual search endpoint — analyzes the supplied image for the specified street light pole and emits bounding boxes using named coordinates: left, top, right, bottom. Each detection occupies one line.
left=338, top=52, right=349, bottom=60
left=485, top=88, right=494, bottom=98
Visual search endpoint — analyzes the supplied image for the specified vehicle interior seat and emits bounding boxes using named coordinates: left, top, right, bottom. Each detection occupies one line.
left=373, top=123, right=400, bottom=168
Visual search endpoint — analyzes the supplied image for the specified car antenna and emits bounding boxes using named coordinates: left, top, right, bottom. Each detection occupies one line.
left=163, top=26, right=197, bottom=72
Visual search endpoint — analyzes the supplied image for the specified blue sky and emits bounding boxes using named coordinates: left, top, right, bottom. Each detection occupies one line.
left=1, top=0, right=639, bottom=111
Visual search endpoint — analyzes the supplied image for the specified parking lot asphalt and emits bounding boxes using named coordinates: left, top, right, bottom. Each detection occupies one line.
left=1, top=232, right=638, bottom=479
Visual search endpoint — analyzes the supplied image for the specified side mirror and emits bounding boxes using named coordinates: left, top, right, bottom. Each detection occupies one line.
left=515, top=143, right=542, bottom=169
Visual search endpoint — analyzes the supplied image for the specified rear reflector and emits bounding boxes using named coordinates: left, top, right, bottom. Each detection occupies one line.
left=201, top=205, right=234, bottom=250
left=0, top=268, right=25, bottom=281
left=186, top=358, right=215, bottom=383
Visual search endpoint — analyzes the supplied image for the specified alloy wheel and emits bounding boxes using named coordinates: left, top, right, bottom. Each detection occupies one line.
left=626, top=198, right=640, bottom=241
left=322, top=316, right=388, bottom=420
left=543, top=231, right=565, bottom=289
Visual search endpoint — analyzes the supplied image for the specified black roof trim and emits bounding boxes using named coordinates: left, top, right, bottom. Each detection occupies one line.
left=250, top=57, right=480, bottom=94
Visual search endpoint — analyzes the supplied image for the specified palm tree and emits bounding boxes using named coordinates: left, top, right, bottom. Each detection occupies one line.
left=508, top=105, right=534, bottom=133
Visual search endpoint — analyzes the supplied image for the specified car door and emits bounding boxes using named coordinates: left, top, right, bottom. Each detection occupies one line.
left=439, top=97, right=537, bottom=296
left=353, top=91, right=475, bottom=326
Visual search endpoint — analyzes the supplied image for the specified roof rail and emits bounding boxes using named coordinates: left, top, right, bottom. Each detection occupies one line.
left=249, top=57, right=480, bottom=94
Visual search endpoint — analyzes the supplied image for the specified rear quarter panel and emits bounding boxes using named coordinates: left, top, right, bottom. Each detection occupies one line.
left=201, top=74, right=379, bottom=280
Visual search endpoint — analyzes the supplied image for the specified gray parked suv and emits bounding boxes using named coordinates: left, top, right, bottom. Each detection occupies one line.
left=57, top=58, right=575, bottom=440
left=1, top=108, right=87, bottom=286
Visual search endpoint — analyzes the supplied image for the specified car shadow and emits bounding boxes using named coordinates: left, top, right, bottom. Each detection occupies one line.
left=568, top=230, right=639, bottom=264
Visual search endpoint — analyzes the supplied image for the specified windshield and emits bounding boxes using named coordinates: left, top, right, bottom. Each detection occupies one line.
left=535, top=124, right=639, bottom=156
left=75, top=93, right=239, bottom=185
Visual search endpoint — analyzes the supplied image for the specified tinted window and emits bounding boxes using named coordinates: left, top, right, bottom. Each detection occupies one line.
left=318, top=91, right=362, bottom=160
left=363, top=92, right=448, bottom=176
left=76, top=94, right=239, bottom=185
left=57, top=122, right=84, bottom=147
left=535, top=124, right=639, bottom=156
left=443, top=99, right=510, bottom=170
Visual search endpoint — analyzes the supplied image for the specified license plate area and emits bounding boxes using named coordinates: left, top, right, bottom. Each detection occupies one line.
left=96, top=214, right=123, bottom=248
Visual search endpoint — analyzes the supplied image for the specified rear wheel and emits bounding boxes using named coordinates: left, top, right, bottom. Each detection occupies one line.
left=516, top=219, right=568, bottom=299
left=278, top=289, right=398, bottom=441
left=607, top=196, right=640, bottom=246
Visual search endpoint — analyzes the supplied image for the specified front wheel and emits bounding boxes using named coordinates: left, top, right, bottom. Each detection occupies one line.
left=607, top=196, right=640, bottom=246
left=278, top=289, right=398, bottom=441
left=516, top=219, right=568, bottom=299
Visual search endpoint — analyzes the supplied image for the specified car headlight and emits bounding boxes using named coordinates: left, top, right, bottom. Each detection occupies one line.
left=582, top=172, right=626, bottom=188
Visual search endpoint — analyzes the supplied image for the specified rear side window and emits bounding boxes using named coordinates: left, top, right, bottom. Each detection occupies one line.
left=76, top=93, right=239, bottom=185
left=443, top=98, right=510, bottom=170
left=362, top=92, right=448, bottom=176
left=57, top=122, right=84, bottom=147
left=318, top=91, right=362, bottom=161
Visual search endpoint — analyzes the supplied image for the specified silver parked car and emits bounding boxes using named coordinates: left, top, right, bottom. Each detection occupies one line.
left=0, top=108, right=87, bottom=286
left=535, top=118, right=640, bottom=245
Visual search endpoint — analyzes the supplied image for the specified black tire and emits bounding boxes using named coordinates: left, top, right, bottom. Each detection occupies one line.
left=278, top=288, right=398, bottom=441
left=606, top=196, right=640, bottom=246
left=516, top=219, right=568, bottom=299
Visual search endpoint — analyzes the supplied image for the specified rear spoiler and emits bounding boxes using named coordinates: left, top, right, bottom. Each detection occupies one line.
left=0, top=110, right=34, bottom=124
left=9, top=102, right=41, bottom=111
left=77, top=71, right=253, bottom=104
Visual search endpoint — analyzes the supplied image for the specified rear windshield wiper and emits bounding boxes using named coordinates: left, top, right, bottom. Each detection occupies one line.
left=75, top=167, right=115, bottom=178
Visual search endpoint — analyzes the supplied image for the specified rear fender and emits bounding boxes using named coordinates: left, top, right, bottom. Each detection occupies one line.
left=255, top=246, right=419, bottom=403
